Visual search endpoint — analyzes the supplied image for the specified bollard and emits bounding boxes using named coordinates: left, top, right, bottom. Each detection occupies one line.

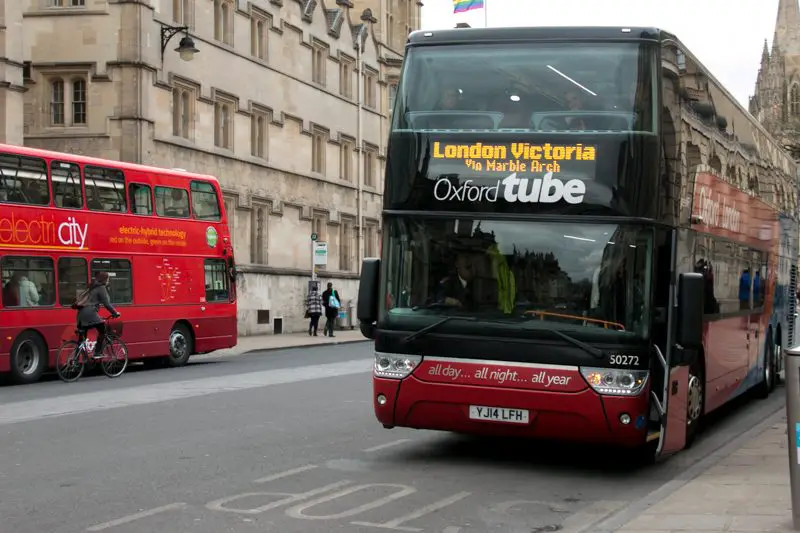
left=785, top=345, right=800, bottom=530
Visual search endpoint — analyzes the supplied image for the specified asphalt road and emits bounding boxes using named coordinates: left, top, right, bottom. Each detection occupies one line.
left=0, top=342, right=786, bottom=533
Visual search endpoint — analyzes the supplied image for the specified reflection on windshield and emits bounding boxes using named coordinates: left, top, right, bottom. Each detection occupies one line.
left=383, top=217, right=653, bottom=337
left=391, top=42, right=657, bottom=134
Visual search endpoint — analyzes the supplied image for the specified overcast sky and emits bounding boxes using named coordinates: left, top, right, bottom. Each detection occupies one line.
left=421, top=0, right=779, bottom=108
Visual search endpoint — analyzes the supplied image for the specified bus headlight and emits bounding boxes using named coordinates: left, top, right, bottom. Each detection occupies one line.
left=580, top=367, right=649, bottom=396
left=374, top=352, right=422, bottom=379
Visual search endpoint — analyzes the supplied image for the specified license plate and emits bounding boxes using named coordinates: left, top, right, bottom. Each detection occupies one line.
left=468, top=405, right=529, bottom=424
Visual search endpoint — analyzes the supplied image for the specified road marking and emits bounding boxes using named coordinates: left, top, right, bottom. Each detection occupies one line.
left=285, top=483, right=417, bottom=520
left=86, top=503, right=187, bottom=531
left=253, top=464, right=318, bottom=483
left=205, top=481, right=352, bottom=515
left=559, top=500, right=627, bottom=533
left=362, top=439, right=412, bottom=453
left=0, top=358, right=371, bottom=425
left=352, top=491, right=472, bottom=531
left=441, top=528, right=461, bottom=533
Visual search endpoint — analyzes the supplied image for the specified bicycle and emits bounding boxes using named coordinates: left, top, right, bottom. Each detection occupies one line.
left=56, top=316, right=128, bottom=383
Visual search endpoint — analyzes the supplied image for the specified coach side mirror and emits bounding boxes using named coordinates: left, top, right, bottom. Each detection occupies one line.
left=676, top=272, right=704, bottom=351
left=357, top=258, right=381, bottom=339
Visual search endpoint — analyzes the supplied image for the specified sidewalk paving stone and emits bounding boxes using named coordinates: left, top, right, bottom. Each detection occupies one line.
left=193, top=328, right=368, bottom=360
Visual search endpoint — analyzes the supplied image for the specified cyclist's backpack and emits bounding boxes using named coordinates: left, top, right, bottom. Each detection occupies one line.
left=71, top=286, right=92, bottom=310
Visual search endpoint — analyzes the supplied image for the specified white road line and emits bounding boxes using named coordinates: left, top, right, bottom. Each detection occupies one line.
left=253, top=464, right=318, bottom=483
left=559, top=500, right=627, bottom=533
left=86, top=503, right=187, bottom=531
left=0, top=358, right=371, bottom=426
left=442, top=528, right=461, bottom=533
left=362, top=439, right=412, bottom=453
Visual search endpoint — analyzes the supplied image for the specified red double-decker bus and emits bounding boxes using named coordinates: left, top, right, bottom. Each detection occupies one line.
left=0, top=144, right=237, bottom=384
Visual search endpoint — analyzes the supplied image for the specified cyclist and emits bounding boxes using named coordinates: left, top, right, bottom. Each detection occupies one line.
left=73, top=271, right=121, bottom=357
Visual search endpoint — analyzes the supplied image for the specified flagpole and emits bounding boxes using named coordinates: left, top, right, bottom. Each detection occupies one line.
left=484, top=0, right=488, bottom=27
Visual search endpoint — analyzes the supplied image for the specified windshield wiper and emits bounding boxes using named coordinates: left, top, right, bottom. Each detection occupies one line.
left=548, top=329, right=604, bottom=359
left=403, top=316, right=477, bottom=343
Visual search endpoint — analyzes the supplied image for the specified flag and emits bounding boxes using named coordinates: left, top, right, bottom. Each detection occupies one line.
left=453, top=0, right=484, bottom=14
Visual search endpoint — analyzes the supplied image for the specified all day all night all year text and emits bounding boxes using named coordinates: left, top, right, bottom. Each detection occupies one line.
left=432, top=141, right=596, bottom=173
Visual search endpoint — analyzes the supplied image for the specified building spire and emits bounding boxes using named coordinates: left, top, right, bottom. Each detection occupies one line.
left=774, top=0, right=800, bottom=55
left=763, top=38, right=770, bottom=64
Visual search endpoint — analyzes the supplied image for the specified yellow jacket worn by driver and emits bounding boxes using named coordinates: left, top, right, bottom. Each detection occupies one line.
left=487, top=244, right=516, bottom=314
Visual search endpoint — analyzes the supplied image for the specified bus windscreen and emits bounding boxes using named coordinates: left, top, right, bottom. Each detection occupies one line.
left=391, top=41, right=657, bottom=134
left=381, top=217, right=653, bottom=339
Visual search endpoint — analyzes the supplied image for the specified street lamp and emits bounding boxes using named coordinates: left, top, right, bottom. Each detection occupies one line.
left=160, top=23, right=199, bottom=63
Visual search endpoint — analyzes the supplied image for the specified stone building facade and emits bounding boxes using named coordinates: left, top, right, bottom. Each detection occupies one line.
left=0, top=0, right=419, bottom=336
left=750, top=0, right=800, bottom=160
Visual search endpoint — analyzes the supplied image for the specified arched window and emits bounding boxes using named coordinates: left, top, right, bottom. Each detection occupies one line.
left=72, top=77, right=87, bottom=124
left=50, top=79, right=65, bottom=125
left=791, top=84, right=800, bottom=116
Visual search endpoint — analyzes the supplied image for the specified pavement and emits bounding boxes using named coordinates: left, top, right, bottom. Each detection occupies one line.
left=0, top=340, right=792, bottom=533
left=607, top=407, right=794, bottom=533
left=194, top=327, right=368, bottom=360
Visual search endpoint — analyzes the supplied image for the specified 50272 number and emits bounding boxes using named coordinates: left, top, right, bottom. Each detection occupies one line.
left=609, top=355, right=639, bottom=366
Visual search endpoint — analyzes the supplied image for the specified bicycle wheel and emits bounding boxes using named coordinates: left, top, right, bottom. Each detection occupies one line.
left=100, top=336, right=128, bottom=378
left=56, top=341, right=85, bottom=383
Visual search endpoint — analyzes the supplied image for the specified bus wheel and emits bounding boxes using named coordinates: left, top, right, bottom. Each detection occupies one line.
left=167, top=324, right=193, bottom=367
left=755, top=339, right=775, bottom=399
left=685, top=358, right=705, bottom=448
left=9, top=332, right=47, bottom=385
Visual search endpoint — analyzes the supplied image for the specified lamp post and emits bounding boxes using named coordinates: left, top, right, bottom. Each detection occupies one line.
left=160, top=23, right=199, bottom=63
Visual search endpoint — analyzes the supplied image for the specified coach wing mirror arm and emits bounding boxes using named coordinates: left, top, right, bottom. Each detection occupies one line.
left=674, top=272, right=705, bottom=366
left=357, top=258, right=381, bottom=340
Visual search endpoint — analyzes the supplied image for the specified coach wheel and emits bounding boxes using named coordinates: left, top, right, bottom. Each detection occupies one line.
left=685, top=357, right=705, bottom=448
left=167, top=324, right=193, bottom=367
left=756, top=339, right=775, bottom=399
left=9, top=332, right=47, bottom=385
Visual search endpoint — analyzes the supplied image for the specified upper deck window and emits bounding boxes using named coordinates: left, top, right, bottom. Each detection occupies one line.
left=51, top=161, right=83, bottom=209
left=190, top=181, right=221, bottom=221
left=391, top=42, right=657, bottom=134
left=0, top=153, right=49, bottom=206
left=85, top=165, right=127, bottom=213
left=155, top=186, right=190, bottom=218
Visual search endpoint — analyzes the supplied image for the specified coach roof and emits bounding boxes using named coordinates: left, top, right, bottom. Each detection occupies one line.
left=407, top=26, right=663, bottom=46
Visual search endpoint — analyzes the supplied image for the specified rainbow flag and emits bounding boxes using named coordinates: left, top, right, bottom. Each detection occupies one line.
left=453, top=0, right=484, bottom=13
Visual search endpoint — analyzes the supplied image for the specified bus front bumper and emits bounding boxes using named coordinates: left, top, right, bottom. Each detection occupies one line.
left=373, top=376, right=650, bottom=448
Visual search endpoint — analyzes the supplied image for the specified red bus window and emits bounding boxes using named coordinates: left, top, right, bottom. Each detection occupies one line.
left=0, top=153, right=49, bottom=206
left=57, top=257, right=88, bottom=307
left=204, top=259, right=229, bottom=302
left=190, top=181, right=221, bottom=221
left=155, top=186, right=190, bottom=218
left=1, top=256, right=55, bottom=307
left=85, top=165, right=126, bottom=213
left=129, top=183, right=153, bottom=215
left=91, top=259, right=133, bottom=304
left=51, top=161, right=83, bottom=209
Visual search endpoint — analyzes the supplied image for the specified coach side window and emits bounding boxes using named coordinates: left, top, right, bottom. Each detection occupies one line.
left=1, top=256, right=55, bottom=307
left=57, top=257, right=88, bottom=307
left=0, top=154, right=49, bottom=206
left=129, top=183, right=153, bottom=215
left=190, top=181, right=221, bottom=221
left=85, top=165, right=127, bottom=213
left=51, top=161, right=83, bottom=209
left=204, top=259, right=229, bottom=302
left=155, top=186, right=190, bottom=218
left=91, top=259, right=133, bottom=304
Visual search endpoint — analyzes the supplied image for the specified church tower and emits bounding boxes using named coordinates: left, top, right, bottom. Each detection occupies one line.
left=750, top=0, right=800, bottom=159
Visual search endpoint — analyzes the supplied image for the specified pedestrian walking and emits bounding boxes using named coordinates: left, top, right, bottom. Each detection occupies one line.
left=306, top=286, right=323, bottom=336
left=321, top=282, right=341, bottom=337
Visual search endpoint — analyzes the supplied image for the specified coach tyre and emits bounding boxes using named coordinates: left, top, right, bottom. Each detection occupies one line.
left=167, top=323, right=193, bottom=367
left=685, top=354, right=705, bottom=448
left=9, top=331, right=47, bottom=384
left=755, top=333, right=776, bottom=399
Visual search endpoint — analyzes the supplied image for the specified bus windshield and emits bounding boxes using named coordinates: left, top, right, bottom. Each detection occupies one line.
left=391, top=41, right=657, bottom=134
left=382, top=217, right=653, bottom=338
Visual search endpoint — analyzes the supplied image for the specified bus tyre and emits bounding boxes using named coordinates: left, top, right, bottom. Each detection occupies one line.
left=755, top=339, right=775, bottom=399
left=9, top=332, right=47, bottom=385
left=685, top=358, right=705, bottom=448
left=167, top=324, right=193, bottom=367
